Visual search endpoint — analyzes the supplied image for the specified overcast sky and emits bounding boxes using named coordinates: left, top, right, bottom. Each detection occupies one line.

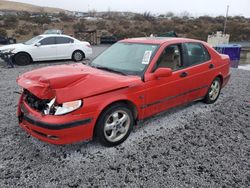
left=10, top=0, right=250, bottom=17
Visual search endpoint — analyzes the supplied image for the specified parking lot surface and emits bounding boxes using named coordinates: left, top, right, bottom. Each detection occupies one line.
left=0, top=45, right=249, bottom=187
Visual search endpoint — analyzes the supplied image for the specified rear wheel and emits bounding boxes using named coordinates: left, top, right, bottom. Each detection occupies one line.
left=72, top=50, right=84, bottom=62
left=203, top=77, right=221, bottom=104
left=95, top=103, right=134, bottom=147
left=14, top=53, right=32, bottom=65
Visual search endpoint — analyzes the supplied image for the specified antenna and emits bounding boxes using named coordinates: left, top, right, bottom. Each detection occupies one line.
left=223, top=5, right=229, bottom=34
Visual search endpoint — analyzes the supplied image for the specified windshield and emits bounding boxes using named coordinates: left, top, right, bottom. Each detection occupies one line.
left=91, top=42, right=159, bottom=75
left=23, top=36, right=43, bottom=45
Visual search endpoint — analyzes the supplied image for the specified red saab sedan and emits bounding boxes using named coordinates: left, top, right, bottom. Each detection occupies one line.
left=17, top=37, right=230, bottom=147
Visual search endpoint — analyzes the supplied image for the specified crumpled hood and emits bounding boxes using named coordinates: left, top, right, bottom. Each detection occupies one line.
left=17, top=63, right=141, bottom=103
left=0, top=43, right=25, bottom=51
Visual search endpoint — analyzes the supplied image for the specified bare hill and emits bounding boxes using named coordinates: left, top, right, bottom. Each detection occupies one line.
left=0, top=0, right=66, bottom=13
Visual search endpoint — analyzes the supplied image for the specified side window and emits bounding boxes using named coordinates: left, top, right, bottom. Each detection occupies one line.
left=56, top=37, right=74, bottom=44
left=155, top=44, right=183, bottom=71
left=184, top=43, right=211, bottom=67
left=40, top=37, right=56, bottom=46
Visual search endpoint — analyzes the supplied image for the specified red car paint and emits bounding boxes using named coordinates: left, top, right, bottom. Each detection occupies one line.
left=17, top=64, right=141, bottom=103
left=17, top=38, right=230, bottom=145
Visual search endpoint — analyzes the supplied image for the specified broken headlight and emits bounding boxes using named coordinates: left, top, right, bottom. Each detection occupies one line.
left=1, top=48, right=15, bottom=53
left=44, top=98, right=82, bottom=115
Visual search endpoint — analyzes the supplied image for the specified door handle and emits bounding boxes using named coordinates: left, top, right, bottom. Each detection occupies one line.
left=209, top=64, right=214, bottom=69
left=180, top=72, right=188, bottom=78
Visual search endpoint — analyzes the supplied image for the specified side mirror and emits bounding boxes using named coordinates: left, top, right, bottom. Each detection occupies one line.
left=154, top=68, right=173, bottom=78
left=35, top=43, right=41, bottom=47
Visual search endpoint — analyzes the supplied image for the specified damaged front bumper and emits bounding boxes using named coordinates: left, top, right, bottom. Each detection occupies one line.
left=17, top=93, right=97, bottom=145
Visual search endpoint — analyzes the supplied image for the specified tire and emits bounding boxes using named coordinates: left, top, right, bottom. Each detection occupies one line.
left=94, top=103, right=134, bottom=147
left=72, top=50, right=84, bottom=62
left=14, top=53, right=32, bottom=65
left=203, top=77, right=222, bottom=104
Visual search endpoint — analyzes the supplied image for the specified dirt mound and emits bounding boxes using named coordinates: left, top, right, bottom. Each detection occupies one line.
left=0, top=0, right=66, bottom=13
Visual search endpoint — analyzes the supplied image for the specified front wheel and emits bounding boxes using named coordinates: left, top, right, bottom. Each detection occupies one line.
left=203, top=77, right=221, bottom=104
left=94, top=104, right=134, bottom=147
left=14, top=53, right=32, bottom=65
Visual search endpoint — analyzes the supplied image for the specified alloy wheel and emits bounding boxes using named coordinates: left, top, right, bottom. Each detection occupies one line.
left=74, top=51, right=83, bottom=61
left=209, top=79, right=221, bottom=101
left=104, top=110, right=130, bottom=143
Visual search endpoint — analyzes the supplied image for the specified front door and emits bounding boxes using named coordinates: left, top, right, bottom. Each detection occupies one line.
left=142, top=44, right=190, bottom=118
left=31, top=37, right=57, bottom=61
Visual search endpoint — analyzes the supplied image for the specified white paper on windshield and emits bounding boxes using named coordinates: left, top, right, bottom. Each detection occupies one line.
left=142, top=50, right=152, bottom=64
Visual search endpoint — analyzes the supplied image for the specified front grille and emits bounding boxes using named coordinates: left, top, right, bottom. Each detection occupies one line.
left=23, top=90, right=50, bottom=113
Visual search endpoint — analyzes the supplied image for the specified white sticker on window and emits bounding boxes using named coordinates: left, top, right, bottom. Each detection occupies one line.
left=142, top=50, right=152, bottom=64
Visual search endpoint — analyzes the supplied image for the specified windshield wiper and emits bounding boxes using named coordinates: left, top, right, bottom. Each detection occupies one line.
left=94, top=66, right=127, bottom=76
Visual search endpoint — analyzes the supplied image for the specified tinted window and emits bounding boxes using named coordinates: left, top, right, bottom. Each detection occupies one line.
left=184, top=43, right=210, bottom=66
left=56, top=37, right=74, bottom=44
left=40, top=37, right=56, bottom=45
left=155, top=44, right=183, bottom=71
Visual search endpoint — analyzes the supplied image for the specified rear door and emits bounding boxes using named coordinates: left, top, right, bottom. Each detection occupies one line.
left=181, top=42, right=216, bottom=101
left=55, top=36, right=74, bottom=59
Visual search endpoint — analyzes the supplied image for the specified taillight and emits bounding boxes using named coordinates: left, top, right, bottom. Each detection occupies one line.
left=86, top=44, right=91, bottom=48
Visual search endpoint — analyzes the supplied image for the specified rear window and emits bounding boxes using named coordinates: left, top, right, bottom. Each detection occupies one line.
left=184, top=43, right=211, bottom=67
left=56, top=37, right=74, bottom=44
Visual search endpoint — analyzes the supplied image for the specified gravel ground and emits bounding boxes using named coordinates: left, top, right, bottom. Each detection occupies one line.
left=0, top=46, right=250, bottom=187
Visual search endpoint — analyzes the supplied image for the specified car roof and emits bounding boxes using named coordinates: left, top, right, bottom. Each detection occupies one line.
left=39, top=34, right=73, bottom=38
left=120, top=37, right=206, bottom=45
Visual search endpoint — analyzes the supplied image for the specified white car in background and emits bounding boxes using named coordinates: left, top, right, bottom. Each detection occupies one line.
left=0, top=34, right=92, bottom=65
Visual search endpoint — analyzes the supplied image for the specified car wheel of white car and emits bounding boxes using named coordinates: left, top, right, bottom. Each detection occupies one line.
left=14, top=53, right=32, bottom=65
left=94, top=103, right=134, bottom=147
left=72, top=51, right=84, bottom=62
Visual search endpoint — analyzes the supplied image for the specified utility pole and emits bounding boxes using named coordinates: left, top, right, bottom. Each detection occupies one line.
left=223, top=5, right=229, bottom=34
